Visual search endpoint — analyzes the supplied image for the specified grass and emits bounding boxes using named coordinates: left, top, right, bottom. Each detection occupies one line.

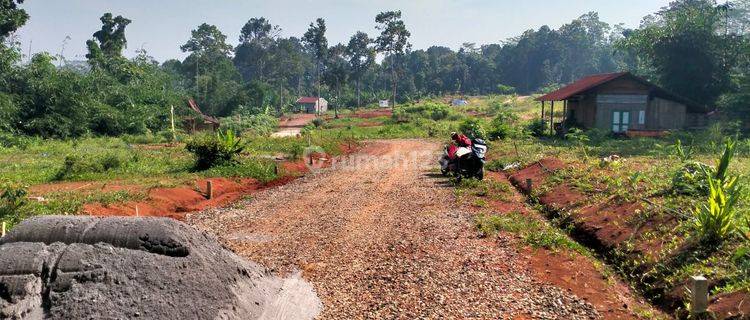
left=474, top=212, right=587, bottom=253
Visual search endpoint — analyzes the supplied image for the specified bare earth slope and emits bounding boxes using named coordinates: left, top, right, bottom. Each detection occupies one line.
left=189, top=140, right=599, bottom=319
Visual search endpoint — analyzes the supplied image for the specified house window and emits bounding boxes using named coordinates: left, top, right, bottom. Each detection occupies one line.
left=638, top=110, right=646, bottom=125
left=612, top=111, right=630, bottom=133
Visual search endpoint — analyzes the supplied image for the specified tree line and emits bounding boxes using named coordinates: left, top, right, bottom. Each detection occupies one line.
left=0, top=0, right=748, bottom=139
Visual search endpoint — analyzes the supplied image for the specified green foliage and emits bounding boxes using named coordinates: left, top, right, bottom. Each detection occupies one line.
left=474, top=213, right=584, bottom=252
left=53, top=151, right=132, bottom=181
left=673, top=139, right=693, bottom=162
left=496, top=84, right=516, bottom=95
left=673, top=139, right=739, bottom=195
left=694, top=176, right=744, bottom=244
left=616, top=0, right=738, bottom=106
left=0, top=0, right=29, bottom=41
left=0, top=183, right=27, bottom=224
left=672, top=161, right=715, bottom=195
left=392, top=102, right=454, bottom=122
left=219, top=114, right=278, bottom=136
left=185, top=130, right=245, bottom=170
left=458, top=117, right=487, bottom=139
left=312, top=117, right=326, bottom=128
left=487, top=111, right=518, bottom=140
left=524, top=119, right=548, bottom=137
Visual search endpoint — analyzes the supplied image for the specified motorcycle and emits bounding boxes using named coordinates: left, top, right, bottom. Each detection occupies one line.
left=439, top=138, right=488, bottom=181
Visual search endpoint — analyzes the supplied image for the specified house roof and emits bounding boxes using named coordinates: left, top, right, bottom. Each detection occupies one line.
left=188, top=99, right=220, bottom=124
left=535, top=72, right=705, bottom=113
left=296, top=97, right=323, bottom=104
left=536, top=72, right=628, bottom=101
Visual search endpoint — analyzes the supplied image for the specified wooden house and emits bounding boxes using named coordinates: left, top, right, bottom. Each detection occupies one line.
left=536, top=72, right=709, bottom=135
left=185, top=99, right=220, bottom=133
left=296, top=97, right=328, bottom=114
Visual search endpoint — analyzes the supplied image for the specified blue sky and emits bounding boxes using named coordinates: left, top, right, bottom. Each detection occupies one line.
left=14, top=0, right=671, bottom=62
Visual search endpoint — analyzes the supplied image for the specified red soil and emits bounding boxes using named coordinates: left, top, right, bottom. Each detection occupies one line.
left=526, top=248, right=657, bottom=320
left=510, top=158, right=746, bottom=317
left=508, top=158, right=565, bottom=193
left=72, top=143, right=359, bottom=221
left=481, top=169, right=659, bottom=318
left=538, top=183, right=586, bottom=211
left=709, top=290, right=750, bottom=319
left=83, top=177, right=261, bottom=220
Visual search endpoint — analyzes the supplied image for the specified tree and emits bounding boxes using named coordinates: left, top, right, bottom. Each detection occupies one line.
left=0, top=0, right=28, bottom=41
left=375, top=10, right=410, bottom=106
left=302, top=18, right=327, bottom=115
left=235, top=17, right=280, bottom=82
left=85, top=13, right=132, bottom=74
left=616, top=0, right=736, bottom=105
left=181, top=24, right=242, bottom=116
left=345, top=31, right=375, bottom=108
left=323, top=44, right=349, bottom=118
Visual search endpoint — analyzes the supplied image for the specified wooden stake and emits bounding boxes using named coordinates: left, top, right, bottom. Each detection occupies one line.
left=541, top=101, right=545, bottom=119
left=690, top=276, right=709, bottom=315
left=135, top=205, right=140, bottom=217
left=1, top=221, right=6, bottom=237
left=550, top=101, right=555, bottom=136
left=170, top=106, right=176, bottom=142
left=207, top=181, right=214, bottom=199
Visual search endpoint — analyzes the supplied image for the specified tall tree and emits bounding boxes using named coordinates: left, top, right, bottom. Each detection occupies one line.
left=85, top=13, right=134, bottom=80
left=323, top=44, right=348, bottom=118
left=375, top=10, right=410, bottom=106
left=345, top=31, right=375, bottom=108
left=235, top=17, right=280, bottom=82
left=0, top=0, right=27, bottom=40
left=617, top=0, right=736, bottom=105
left=86, top=13, right=131, bottom=59
left=302, top=18, right=327, bottom=114
left=180, top=23, right=241, bottom=116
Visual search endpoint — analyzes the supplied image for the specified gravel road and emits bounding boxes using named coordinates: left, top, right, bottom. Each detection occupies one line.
left=189, top=139, right=600, bottom=319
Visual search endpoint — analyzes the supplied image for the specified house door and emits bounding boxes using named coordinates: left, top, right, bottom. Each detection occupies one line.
left=612, top=111, right=630, bottom=133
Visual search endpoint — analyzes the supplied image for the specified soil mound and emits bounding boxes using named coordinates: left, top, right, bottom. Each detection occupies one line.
left=0, top=216, right=322, bottom=320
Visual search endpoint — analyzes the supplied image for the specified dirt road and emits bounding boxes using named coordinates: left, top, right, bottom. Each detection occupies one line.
left=189, top=140, right=599, bottom=319
left=271, top=114, right=317, bottom=137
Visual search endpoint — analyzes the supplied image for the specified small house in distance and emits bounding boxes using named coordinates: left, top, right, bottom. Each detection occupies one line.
left=379, top=100, right=390, bottom=108
left=296, top=97, right=328, bottom=114
left=536, top=72, right=709, bottom=135
left=185, top=99, right=220, bottom=133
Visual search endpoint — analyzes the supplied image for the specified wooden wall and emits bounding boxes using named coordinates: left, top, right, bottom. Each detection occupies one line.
left=566, top=77, right=692, bottom=131
left=647, top=98, right=686, bottom=130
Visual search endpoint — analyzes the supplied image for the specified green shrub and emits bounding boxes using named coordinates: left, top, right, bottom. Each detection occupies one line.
left=524, top=119, right=548, bottom=137
left=459, top=118, right=487, bottom=139
left=392, top=101, right=454, bottom=122
left=0, top=132, right=30, bottom=149
left=673, top=139, right=739, bottom=195
left=672, top=161, right=714, bottom=195
left=0, top=184, right=27, bottom=225
left=99, top=153, right=123, bottom=171
left=487, top=111, right=518, bottom=140
left=185, top=130, right=245, bottom=170
left=220, top=114, right=279, bottom=136
left=312, top=118, right=326, bottom=128
left=694, top=176, right=744, bottom=244
left=496, top=84, right=516, bottom=95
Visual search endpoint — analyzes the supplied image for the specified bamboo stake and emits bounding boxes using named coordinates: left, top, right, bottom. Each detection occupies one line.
left=1, top=221, right=6, bottom=237
left=170, top=106, right=176, bottom=142
left=207, top=181, right=214, bottom=199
